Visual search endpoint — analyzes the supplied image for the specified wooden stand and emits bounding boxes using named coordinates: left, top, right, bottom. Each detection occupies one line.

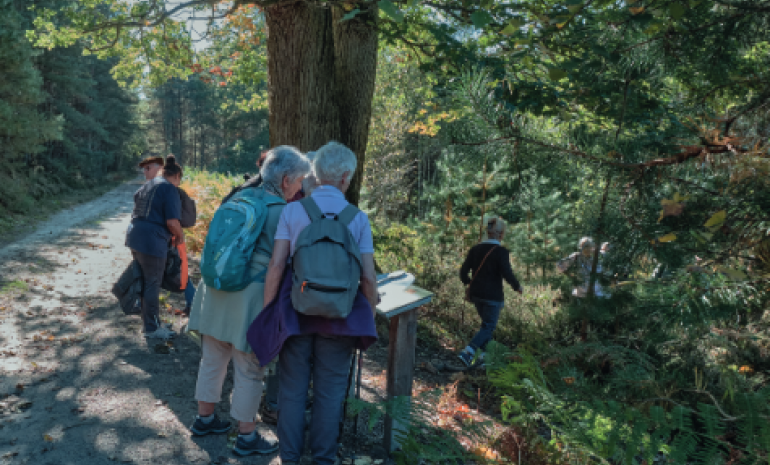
left=374, top=274, right=433, bottom=453
left=383, top=307, right=418, bottom=452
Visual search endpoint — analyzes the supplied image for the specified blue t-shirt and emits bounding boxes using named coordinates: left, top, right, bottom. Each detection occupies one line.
left=126, top=180, right=181, bottom=258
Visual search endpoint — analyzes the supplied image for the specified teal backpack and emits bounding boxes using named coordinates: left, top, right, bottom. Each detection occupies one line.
left=200, top=189, right=284, bottom=292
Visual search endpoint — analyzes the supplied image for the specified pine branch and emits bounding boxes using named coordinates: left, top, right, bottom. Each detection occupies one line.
left=452, top=134, right=741, bottom=170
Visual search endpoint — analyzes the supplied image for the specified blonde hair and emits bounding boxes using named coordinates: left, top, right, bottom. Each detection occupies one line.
left=482, top=214, right=507, bottom=241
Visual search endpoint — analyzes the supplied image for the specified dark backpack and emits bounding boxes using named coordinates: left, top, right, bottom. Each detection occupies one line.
left=178, top=188, right=197, bottom=228
left=112, top=260, right=143, bottom=315
left=161, top=246, right=184, bottom=293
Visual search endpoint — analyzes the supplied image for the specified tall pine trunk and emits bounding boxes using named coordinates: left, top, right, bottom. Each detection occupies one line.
left=265, top=3, right=378, bottom=205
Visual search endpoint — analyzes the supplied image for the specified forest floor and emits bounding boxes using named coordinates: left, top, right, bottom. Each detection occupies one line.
left=0, top=178, right=494, bottom=465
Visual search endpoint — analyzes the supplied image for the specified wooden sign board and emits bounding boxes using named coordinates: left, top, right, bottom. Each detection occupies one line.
left=376, top=271, right=434, bottom=318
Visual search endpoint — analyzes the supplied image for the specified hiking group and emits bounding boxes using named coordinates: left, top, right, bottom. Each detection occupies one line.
left=118, top=141, right=525, bottom=463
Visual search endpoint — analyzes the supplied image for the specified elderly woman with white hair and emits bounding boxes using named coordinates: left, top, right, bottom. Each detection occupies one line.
left=459, top=215, right=523, bottom=367
left=255, top=141, right=378, bottom=465
left=556, top=236, right=609, bottom=298
left=187, top=146, right=310, bottom=457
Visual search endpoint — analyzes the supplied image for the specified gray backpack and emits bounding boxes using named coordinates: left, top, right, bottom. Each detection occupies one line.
left=291, top=197, right=362, bottom=319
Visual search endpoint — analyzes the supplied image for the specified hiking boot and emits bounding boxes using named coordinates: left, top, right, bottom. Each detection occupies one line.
left=189, top=414, right=232, bottom=436
left=260, top=404, right=279, bottom=425
left=144, top=326, right=176, bottom=340
left=232, top=432, right=279, bottom=456
left=457, top=350, right=474, bottom=367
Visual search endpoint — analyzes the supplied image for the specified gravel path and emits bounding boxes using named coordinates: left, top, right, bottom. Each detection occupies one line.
left=0, top=179, right=478, bottom=465
left=0, top=179, right=280, bottom=465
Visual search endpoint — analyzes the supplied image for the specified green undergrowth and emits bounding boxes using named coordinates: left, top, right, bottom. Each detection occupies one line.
left=371, top=219, right=770, bottom=464
left=0, top=280, right=29, bottom=295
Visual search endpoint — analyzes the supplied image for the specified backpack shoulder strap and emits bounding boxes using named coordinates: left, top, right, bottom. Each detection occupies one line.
left=337, top=204, right=360, bottom=226
left=299, top=197, right=324, bottom=222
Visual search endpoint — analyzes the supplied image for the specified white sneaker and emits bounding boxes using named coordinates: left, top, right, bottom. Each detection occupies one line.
left=144, top=326, right=177, bottom=340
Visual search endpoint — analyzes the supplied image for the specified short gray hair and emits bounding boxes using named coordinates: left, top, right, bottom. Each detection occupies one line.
left=313, top=141, right=357, bottom=183
left=578, top=236, right=595, bottom=251
left=302, top=151, right=318, bottom=194
left=261, top=145, right=311, bottom=187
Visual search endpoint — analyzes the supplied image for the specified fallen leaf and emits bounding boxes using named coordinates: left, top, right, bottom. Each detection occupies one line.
left=43, top=434, right=53, bottom=442
left=705, top=210, right=727, bottom=229
left=658, top=201, right=685, bottom=222
left=473, top=446, right=499, bottom=460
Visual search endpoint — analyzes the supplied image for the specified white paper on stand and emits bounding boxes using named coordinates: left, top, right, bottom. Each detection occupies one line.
left=375, top=270, right=432, bottom=318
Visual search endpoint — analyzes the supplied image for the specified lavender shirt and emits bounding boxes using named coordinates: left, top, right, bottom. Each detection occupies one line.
left=274, top=185, right=374, bottom=256
left=247, top=185, right=378, bottom=366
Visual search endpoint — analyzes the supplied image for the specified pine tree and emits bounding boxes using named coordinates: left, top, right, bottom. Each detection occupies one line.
left=0, top=0, right=61, bottom=211
left=0, top=0, right=60, bottom=166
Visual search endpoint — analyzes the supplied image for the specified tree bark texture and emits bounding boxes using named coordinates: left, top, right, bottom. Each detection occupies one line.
left=266, top=3, right=338, bottom=152
left=332, top=4, right=378, bottom=206
left=265, top=2, right=378, bottom=205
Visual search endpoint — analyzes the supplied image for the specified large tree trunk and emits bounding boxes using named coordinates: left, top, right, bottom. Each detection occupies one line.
left=265, top=3, right=338, bottom=152
left=265, top=2, right=378, bottom=205
left=332, top=4, right=379, bottom=206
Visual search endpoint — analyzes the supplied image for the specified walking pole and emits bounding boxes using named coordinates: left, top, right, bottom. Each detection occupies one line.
left=353, top=349, right=363, bottom=436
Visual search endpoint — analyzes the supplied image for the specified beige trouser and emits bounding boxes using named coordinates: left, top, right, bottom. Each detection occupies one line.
left=195, top=335, right=265, bottom=423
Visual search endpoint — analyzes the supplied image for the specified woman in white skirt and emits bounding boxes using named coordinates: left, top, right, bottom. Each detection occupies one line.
left=187, top=146, right=310, bottom=457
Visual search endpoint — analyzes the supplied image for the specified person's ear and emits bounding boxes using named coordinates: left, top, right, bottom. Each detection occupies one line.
left=341, top=171, right=351, bottom=184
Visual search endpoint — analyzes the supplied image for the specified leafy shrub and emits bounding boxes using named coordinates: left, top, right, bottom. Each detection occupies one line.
left=179, top=169, right=239, bottom=254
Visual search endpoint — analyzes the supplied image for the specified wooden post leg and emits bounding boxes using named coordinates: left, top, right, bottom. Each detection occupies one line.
left=384, top=307, right=418, bottom=453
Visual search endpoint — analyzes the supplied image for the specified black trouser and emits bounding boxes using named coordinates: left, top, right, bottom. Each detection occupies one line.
left=131, top=250, right=166, bottom=333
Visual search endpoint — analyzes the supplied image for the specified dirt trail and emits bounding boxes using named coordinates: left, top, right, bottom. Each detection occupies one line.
left=0, top=179, right=474, bottom=465
left=0, top=179, right=283, bottom=465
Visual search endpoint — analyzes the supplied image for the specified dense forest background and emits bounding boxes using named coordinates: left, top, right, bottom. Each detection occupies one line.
left=4, top=0, right=770, bottom=463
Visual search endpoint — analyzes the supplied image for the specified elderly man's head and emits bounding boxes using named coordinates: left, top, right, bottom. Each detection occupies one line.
left=261, top=146, right=311, bottom=200
left=578, top=236, right=596, bottom=257
left=313, top=142, right=357, bottom=193
left=139, top=155, right=164, bottom=180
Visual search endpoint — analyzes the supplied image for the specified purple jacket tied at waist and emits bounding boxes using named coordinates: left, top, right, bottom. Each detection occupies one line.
left=247, top=271, right=378, bottom=367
